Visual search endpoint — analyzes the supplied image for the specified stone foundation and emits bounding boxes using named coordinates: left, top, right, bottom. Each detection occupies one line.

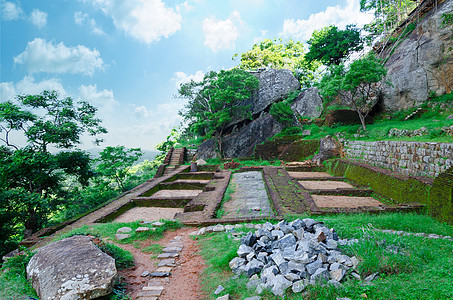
left=344, top=140, right=453, bottom=177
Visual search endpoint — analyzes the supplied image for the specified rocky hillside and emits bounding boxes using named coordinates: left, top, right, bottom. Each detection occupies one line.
left=382, top=0, right=453, bottom=110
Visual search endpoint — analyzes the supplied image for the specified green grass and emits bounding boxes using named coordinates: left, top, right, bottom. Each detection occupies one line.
left=215, top=176, right=236, bottom=218
left=0, top=249, right=37, bottom=300
left=198, top=213, right=453, bottom=300
left=56, top=219, right=183, bottom=243
left=292, top=97, right=453, bottom=143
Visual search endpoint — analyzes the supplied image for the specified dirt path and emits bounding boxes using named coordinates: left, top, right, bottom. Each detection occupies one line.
left=117, top=227, right=206, bottom=300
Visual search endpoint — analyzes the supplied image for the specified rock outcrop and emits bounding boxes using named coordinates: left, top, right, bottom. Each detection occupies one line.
left=312, top=136, right=342, bottom=165
left=198, top=114, right=282, bottom=159
left=291, top=87, right=323, bottom=118
left=251, top=69, right=301, bottom=116
left=27, top=235, right=117, bottom=300
left=198, top=68, right=300, bottom=159
left=383, top=0, right=453, bottom=110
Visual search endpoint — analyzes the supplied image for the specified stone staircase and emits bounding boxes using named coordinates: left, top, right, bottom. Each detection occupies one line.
left=164, top=148, right=185, bottom=176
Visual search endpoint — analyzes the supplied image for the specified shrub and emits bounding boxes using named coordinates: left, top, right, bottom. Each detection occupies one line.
left=270, top=101, right=294, bottom=127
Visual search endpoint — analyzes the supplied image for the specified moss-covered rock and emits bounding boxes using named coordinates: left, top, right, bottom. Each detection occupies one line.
left=428, top=166, right=453, bottom=224
left=326, top=159, right=453, bottom=225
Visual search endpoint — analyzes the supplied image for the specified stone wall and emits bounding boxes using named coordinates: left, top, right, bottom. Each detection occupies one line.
left=344, top=140, right=453, bottom=177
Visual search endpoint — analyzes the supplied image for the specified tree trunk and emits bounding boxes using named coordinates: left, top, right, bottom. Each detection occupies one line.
left=357, top=111, right=367, bottom=131
left=24, top=208, right=38, bottom=238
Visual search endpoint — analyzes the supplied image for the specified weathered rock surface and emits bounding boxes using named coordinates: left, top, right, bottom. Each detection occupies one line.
left=383, top=0, right=453, bottom=110
left=197, top=68, right=300, bottom=159
left=291, top=87, right=323, bottom=118
left=312, top=136, right=341, bottom=165
left=27, top=235, right=117, bottom=300
left=252, top=69, right=301, bottom=115
left=198, top=114, right=283, bottom=159
left=229, top=219, right=359, bottom=297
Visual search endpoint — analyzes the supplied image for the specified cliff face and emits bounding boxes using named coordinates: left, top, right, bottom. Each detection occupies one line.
left=383, top=0, right=453, bottom=110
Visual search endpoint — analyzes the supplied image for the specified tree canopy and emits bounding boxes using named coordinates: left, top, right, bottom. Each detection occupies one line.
left=306, top=25, right=364, bottom=66
left=0, top=90, right=106, bottom=239
left=360, top=0, right=417, bottom=39
left=234, top=38, right=320, bottom=87
left=96, top=146, right=143, bottom=192
left=178, top=68, right=259, bottom=157
left=317, top=53, right=388, bottom=131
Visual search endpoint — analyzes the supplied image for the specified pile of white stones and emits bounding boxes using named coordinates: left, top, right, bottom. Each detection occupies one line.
left=229, top=219, right=359, bottom=297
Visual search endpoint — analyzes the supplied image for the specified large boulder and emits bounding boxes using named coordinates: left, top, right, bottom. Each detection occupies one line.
left=27, top=235, right=117, bottom=300
left=252, top=69, right=301, bottom=115
left=291, top=87, right=323, bottom=118
left=312, top=136, right=341, bottom=165
left=198, top=114, right=282, bottom=159
left=227, top=69, right=301, bottom=127
left=383, top=0, right=453, bottom=110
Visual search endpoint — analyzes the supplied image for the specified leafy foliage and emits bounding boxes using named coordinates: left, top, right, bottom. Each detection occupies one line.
left=306, top=25, right=363, bottom=66
left=269, top=101, right=294, bottom=127
left=0, top=90, right=106, bottom=249
left=96, top=146, right=143, bottom=192
left=178, top=68, right=259, bottom=157
left=360, top=0, right=417, bottom=39
left=234, top=38, right=320, bottom=87
left=317, top=53, right=388, bottom=130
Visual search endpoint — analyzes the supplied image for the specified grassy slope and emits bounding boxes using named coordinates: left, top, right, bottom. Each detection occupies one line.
left=197, top=213, right=453, bottom=300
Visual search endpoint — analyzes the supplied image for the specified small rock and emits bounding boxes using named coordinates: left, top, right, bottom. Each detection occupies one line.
left=351, top=272, right=361, bottom=280
left=116, top=227, right=132, bottom=234
left=135, top=227, right=150, bottom=233
left=246, top=279, right=260, bottom=290
left=237, top=244, right=254, bottom=258
left=115, top=233, right=131, bottom=240
left=292, top=280, right=306, bottom=293
left=364, top=273, right=378, bottom=282
left=152, top=221, right=165, bottom=227
left=244, top=296, right=261, bottom=300
left=316, top=231, right=327, bottom=243
left=158, top=259, right=176, bottom=267
left=216, top=294, right=229, bottom=300
left=157, top=253, right=179, bottom=259
left=213, top=224, right=225, bottom=232
left=447, top=115, right=453, bottom=120
left=162, top=247, right=182, bottom=253
left=214, top=285, right=225, bottom=295
left=330, top=269, right=345, bottom=282
left=150, top=272, right=170, bottom=277
left=272, top=274, right=292, bottom=296
left=306, top=260, right=322, bottom=275
left=328, top=279, right=342, bottom=288
left=189, top=231, right=199, bottom=236
left=140, top=271, right=150, bottom=277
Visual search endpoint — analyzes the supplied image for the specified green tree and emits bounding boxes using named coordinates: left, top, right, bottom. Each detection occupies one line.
left=306, top=25, right=364, bottom=66
left=234, top=38, right=320, bottom=87
left=360, top=0, right=417, bottom=39
left=96, top=146, right=143, bottom=192
left=317, top=53, right=388, bottom=131
left=178, top=68, right=259, bottom=157
left=0, top=90, right=106, bottom=239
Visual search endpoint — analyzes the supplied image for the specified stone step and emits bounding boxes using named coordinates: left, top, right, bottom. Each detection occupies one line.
left=298, top=180, right=356, bottom=190
left=311, top=194, right=384, bottom=208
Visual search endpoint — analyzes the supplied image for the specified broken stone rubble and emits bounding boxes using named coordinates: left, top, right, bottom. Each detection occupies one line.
left=229, top=219, right=360, bottom=297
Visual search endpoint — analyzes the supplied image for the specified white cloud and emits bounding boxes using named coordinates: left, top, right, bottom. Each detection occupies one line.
left=30, top=9, right=47, bottom=28
left=89, top=0, right=181, bottom=44
left=172, top=70, right=204, bottom=89
left=78, top=84, right=119, bottom=113
left=282, top=0, right=374, bottom=41
left=74, top=11, right=105, bottom=35
left=0, top=76, right=67, bottom=101
left=202, top=10, right=242, bottom=52
left=1, top=1, right=22, bottom=21
left=14, top=38, right=105, bottom=75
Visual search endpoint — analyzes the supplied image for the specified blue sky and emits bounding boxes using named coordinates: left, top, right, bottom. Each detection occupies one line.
left=1, top=0, right=373, bottom=150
